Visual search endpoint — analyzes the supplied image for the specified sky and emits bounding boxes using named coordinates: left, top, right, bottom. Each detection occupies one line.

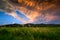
left=0, top=11, right=24, bottom=25
left=0, top=0, right=60, bottom=25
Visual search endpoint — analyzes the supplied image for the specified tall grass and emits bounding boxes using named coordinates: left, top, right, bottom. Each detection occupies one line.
left=0, top=27, right=60, bottom=40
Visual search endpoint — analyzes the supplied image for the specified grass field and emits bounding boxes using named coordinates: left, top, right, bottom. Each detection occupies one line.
left=0, top=27, right=60, bottom=40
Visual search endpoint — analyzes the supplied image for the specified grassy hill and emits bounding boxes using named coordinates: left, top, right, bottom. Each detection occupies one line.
left=0, top=24, right=60, bottom=40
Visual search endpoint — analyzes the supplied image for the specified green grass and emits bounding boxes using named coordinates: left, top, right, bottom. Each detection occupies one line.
left=0, top=27, right=60, bottom=40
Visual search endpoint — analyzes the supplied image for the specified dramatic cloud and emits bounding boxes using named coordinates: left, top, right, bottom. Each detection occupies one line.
left=0, top=0, right=60, bottom=24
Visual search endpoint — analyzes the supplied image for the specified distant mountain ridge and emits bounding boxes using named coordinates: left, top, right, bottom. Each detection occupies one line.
left=0, top=23, right=60, bottom=27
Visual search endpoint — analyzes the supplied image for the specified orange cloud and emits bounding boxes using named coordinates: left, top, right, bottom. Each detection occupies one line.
left=0, top=0, right=60, bottom=24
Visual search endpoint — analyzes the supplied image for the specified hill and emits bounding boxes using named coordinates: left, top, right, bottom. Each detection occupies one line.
left=0, top=24, right=60, bottom=27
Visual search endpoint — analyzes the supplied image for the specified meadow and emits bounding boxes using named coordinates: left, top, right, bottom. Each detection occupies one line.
left=0, top=26, right=60, bottom=40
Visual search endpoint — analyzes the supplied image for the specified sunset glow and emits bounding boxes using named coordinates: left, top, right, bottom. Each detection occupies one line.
left=0, top=0, right=60, bottom=24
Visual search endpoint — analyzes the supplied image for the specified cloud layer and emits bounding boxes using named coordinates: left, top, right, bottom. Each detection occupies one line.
left=0, top=0, right=60, bottom=24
